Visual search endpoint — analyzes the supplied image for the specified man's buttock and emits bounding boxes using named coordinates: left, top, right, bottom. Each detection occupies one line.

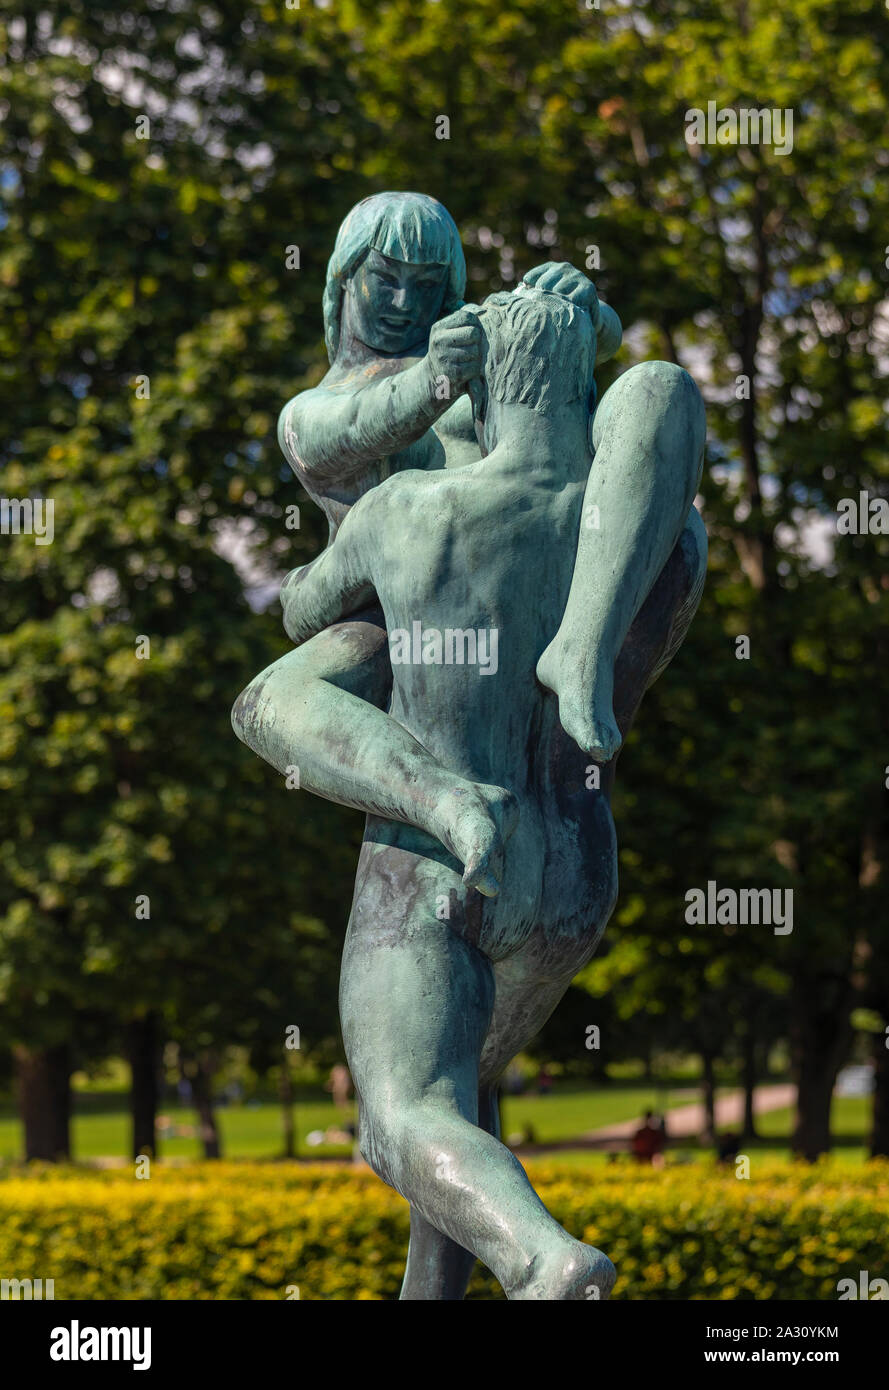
left=348, top=799, right=617, bottom=969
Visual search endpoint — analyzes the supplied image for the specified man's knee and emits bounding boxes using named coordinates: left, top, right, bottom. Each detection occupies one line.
left=356, top=1103, right=416, bottom=1188
left=231, top=665, right=285, bottom=754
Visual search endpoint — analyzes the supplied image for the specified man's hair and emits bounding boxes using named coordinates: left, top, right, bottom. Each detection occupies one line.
left=323, top=192, right=466, bottom=362
left=477, top=288, right=596, bottom=415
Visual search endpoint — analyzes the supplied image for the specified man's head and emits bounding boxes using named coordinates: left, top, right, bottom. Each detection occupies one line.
left=466, top=287, right=597, bottom=452
left=324, top=192, right=466, bottom=361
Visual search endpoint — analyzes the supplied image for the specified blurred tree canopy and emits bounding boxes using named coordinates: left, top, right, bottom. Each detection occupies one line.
left=0, top=0, right=886, bottom=1159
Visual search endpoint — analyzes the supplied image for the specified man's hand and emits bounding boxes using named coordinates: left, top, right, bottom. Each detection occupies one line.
left=523, top=261, right=598, bottom=312
left=425, top=308, right=484, bottom=394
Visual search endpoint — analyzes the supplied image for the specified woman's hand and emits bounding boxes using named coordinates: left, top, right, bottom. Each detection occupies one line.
left=425, top=308, right=485, bottom=394
left=523, top=263, right=622, bottom=364
left=523, top=261, right=599, bottom=313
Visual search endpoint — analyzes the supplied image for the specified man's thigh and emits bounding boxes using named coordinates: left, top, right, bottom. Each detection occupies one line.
left=479, top=951, right=579, bottom=1091
left=340, top=837, right=496, bottom=1113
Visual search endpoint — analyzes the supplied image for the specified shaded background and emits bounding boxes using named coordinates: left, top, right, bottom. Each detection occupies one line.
left=1, top=0, right=887, bottom=1168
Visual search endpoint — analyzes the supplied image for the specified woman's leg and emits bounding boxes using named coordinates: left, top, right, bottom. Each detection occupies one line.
left=537, top=360, right=706, bottom=760
left=231, top=612, right=517, bottom=895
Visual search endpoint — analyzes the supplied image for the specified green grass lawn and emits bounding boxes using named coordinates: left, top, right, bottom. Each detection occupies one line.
left=0, top=1087, right=872, bottom=1165
left=746, top=1096, right=869, bottom=1141
left=0, top=1097, right=358, bottom=1162
left=519, top=1098, right=872, bottom=1169
left=499, top=1084, right=696, bottom=1143
left=0, top=1084, right=696, bottom=1163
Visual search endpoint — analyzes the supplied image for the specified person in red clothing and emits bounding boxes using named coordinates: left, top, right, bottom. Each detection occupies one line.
left=631, top=1110, right=667, bottom=1164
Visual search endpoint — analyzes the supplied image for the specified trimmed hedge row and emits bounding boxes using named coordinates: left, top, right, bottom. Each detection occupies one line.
left=0, top=1159, right=886, bottom=1300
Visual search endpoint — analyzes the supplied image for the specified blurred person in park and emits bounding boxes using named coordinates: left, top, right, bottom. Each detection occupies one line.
left=632, top=1110, right=667, bottom=1166
left=326, top=1063, right=353, bottom=1112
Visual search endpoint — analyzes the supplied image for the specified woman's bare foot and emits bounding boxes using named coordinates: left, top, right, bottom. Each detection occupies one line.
left=510, top=1242, right=617, bottom=1301
left=536, top=641, right=622, bottom=762
left=432, top=783, right=520, bottom=898
left=556, top=692, right=622, bottom=763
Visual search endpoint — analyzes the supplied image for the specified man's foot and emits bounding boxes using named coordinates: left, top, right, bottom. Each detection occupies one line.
left=510, top=1242, right=617, bottom=1301
left=432, top=783, right=520, bottom=898
left=536, top=642, right=622, bottom=762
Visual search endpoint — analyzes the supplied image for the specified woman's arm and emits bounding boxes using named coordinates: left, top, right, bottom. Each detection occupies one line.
left=279, top=308, right=484, bottom=485
left=279, top=359, right=444, bottom=484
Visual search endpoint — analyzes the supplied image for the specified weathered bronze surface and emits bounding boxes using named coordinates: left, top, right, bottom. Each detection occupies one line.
left=233, top=192, right=706, bottom=1300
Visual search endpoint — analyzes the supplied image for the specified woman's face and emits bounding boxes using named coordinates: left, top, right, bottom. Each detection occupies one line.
left=346, top=248, right=449, bottom=355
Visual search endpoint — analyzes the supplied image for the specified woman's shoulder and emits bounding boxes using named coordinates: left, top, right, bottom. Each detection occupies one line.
left=288, top=356, right=414, bottom=414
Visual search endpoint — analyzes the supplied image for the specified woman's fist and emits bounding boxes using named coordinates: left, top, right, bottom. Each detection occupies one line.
left=426, top=308, right=485, bottom=392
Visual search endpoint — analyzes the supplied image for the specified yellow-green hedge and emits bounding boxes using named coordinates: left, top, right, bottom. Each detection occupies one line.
left=0, top=1159, right=886, bottom=1300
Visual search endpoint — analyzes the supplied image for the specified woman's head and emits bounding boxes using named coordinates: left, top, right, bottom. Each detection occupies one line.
left=323, top=192, right=466, bottom=361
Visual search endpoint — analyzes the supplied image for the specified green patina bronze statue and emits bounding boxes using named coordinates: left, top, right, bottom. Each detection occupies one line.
left=232, top=192, right=706, bottom=1300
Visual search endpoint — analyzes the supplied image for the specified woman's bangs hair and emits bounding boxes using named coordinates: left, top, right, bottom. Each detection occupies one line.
left=371, top=196, right=460, bottom=273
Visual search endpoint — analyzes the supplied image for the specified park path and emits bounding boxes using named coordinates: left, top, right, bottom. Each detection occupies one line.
left=578, top=1083, right=796, bottom=1146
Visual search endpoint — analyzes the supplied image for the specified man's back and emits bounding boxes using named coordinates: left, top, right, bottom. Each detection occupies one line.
left=370, top=452, right=588, bottom=792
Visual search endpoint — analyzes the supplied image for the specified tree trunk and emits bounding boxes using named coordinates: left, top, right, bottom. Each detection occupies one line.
left=127, top=1013, right=160, bottom=1160
left=792, top=1056, right=835, bottom=1162
left=701, top=1050, right=717, bottom=1139
left=14, top=1044, right=71, bottom=1161
left=190, top=1052, right=221, bottom=1159
left=870, top=1025, right=889, bottom=1159
left=790, top=979, right=852, bottom=1161
left=741, top=1029, right=758, bottom=1140
left=279, top=1062, right=296, bottom=1159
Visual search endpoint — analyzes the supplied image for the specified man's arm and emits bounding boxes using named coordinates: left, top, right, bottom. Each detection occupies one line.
left=280, top=496, right=379, bottom=645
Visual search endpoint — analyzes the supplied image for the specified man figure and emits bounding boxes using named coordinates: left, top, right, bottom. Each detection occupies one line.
left=281, top=287, right=705, bottom=1299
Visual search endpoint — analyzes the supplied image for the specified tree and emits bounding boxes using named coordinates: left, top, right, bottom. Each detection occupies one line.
left=0, top=0, right=362, bottom=1157
left=2, top=0, right=886, bottom=1165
